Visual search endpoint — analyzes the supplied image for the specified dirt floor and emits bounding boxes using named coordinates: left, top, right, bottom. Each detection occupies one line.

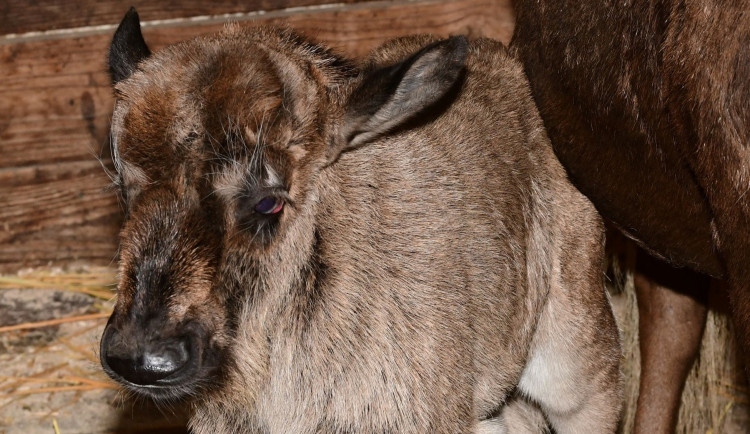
left=0, top=266, right=748, bottom=433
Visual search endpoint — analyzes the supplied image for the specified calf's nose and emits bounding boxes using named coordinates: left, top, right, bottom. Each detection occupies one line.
left=101, top=326, right=193, bottom=386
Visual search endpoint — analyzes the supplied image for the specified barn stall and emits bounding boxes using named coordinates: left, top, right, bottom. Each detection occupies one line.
left=0, top=0, right=745, bottom=432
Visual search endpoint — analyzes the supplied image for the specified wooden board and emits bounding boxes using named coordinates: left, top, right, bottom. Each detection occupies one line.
left=0, top=0, right=515, bottom=273
left=0, top=0, right=367, bottom=35
left=0, top=161, right=121, bottom=269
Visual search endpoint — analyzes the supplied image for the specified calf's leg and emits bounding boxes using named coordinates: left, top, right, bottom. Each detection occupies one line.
left=475, top=398, right=548, bottom=434
left=516, top=266, right=623, bottom=432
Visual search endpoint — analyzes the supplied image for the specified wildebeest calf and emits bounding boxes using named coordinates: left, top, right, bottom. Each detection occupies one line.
left=99, top=8, right=622, bottom=433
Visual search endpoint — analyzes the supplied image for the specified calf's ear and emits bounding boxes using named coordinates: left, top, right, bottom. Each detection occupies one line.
left=330, top=36, right=468, bottom=161
left=109, top=7, right=151, bottom=85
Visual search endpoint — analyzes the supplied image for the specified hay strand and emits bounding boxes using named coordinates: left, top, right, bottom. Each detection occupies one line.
left=0, top=313, right=110, bottom=334
left=9, top=385, right=110, bottom=396
left=0, top=275, right=114, bottom=300
left=0, top=376, right=116, bottom=390
left=0, top=363, right=69, bottom=392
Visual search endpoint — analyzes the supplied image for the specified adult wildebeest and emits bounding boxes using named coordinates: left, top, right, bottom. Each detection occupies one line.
left=512, top=0, right=749, bottom=431
left=98, top=8, right=622, bottom=434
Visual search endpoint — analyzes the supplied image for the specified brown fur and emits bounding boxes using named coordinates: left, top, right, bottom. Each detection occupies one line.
left=101, top=10, right=622, bottom=433
left=511, top=1, right=750, bottom=432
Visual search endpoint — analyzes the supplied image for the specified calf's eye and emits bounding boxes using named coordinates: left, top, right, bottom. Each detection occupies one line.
left=255, top=196, right=284, bottom=215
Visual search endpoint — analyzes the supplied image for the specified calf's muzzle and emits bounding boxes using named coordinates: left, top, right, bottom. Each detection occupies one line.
left=100, top=315, right=209, bottom=390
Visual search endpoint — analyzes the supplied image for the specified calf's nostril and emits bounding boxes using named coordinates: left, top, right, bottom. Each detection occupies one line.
left=104, top=336, right=192, bottom=386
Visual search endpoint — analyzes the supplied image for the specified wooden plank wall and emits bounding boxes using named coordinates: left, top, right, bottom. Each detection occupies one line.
left=0, top=0, right=515, bottom=273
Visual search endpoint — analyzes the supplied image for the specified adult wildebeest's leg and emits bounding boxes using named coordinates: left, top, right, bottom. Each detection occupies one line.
left=633, top=254, right=709, bottom=434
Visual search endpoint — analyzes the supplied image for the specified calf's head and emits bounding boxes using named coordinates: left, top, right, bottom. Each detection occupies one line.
left=100, top=8, right=468, bottom=402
